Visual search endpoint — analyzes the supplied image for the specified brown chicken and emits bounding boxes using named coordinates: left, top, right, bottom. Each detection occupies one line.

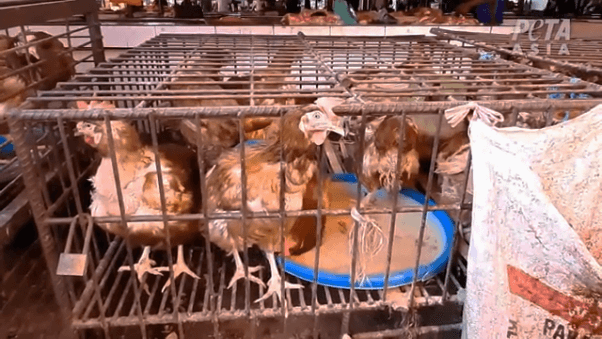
left=75, top=101, right=202, bottom=293
left=0, top=35, right=32, bottom=126
left=205, top=103, right=346, bottom=304
left=25, top=31, right=75, bottom=91
left=165, top=52, right=274, bottom=170
left=358, top=115, right=422, bottom=208
left=222, top=45, right=308, bottom=142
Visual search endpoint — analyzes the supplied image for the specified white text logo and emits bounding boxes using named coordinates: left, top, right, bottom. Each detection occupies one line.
left=511, top=19, right=570, bottom=56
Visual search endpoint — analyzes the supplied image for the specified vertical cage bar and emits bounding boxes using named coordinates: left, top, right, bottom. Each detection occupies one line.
left=408, top=109, right=445, bottom=310
left=381, top=110, right=408, bottom=302
left=85, top=10, right=106, bottom=65
left=148, top=114, right=185, bottom=339
left=103, top=115, right=148, bottom=339
left=238, top=105, right=252, bottom=319
left=57, top=116, right=110, bottom=336
left=194, top=113, right=218, bottom=336
left=311, top=145, right=326, bottom=339
left=441, top=150, right=472, bottom=302
left=277, top=56, right=288, bottom=332
left=7, top=116, right=76, bottom=339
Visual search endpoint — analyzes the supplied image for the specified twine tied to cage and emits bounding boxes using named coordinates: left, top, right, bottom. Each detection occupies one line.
left=445, top=102, right=505, bottom=128
left=349, top=207, right=386, bottom=285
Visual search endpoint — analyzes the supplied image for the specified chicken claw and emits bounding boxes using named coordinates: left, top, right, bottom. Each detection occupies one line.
left=158, top=245, right=200, bottom=293
left=118, top=246, right=162, bottom=294
left=255, top=252, right=303, bottom=306
left=228, top=249, right=266, bottom=289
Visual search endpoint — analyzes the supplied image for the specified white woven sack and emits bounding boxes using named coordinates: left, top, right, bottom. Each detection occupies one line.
left=460, top=104, right=602, bottom=339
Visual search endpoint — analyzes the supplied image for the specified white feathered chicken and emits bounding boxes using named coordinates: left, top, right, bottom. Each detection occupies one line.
left=75, top=101, right=202, bottom=293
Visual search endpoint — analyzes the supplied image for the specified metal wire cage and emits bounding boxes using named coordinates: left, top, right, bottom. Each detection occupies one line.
left=431, top=27, right=602, bottom=85
left=0, top=1, right=104, bottom=337
left=0, top=0, right=105, bottom=244
left=8, top=33, right=602, bottom=339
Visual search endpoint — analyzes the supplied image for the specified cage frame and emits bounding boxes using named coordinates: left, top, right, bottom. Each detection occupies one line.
left=8, top=31, right=602, bottom=339
left=0, top=0, right=106, bottom=336
left=431, top=27, right=602, bottom=84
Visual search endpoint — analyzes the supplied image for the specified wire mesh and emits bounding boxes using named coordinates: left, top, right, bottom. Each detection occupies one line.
left=0, top=0, right=105, bottom=245
left=0, top=4, right=104, bottom=339
left=431, top=27, right=602, bottom=85
left=8, top=32, right=602, bottom=339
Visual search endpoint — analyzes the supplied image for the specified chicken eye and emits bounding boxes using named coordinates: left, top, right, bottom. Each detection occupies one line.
left=313, top=112, right=321, bottom=120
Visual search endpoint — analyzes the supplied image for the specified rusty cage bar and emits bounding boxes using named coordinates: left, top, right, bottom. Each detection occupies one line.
left=7, top=32, right=602, bottom=339
left=0, top=0, right=105, bottom=337
left=431, top=27, right=602, bottom=85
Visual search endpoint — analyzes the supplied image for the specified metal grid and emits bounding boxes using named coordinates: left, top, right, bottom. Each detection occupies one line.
left=8, top=33, right=602, bottom=339
left=0, top=0, right=105, bottom=245
left=0, top=1, right=104, bottom=337
left=431, top=27, right=602, bottom=84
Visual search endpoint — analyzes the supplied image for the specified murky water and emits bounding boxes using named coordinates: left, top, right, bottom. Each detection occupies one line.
left=289, top=181, right=444, bottom=276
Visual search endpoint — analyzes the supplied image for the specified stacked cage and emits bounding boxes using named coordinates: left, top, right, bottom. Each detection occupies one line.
left=7, top=31, right=602, bottom=339
left=431, top=27, right=602, bottom=85
left=0, top=0, right=105, bottom=338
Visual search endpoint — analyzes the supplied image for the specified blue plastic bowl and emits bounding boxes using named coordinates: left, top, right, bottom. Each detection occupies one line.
left=0, top=135, right=14, bottom=156
left=280, top=173, right=455, bottom=290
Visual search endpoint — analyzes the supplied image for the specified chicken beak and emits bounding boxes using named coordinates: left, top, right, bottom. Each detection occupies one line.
left=329, top=114, right=347, bottom=137
left=74, top=122, right=85, bottom=136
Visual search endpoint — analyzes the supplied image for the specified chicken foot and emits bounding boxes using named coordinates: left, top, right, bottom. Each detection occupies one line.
left=255, top=251, right=303, bottom=307
left=118, top=246, right=162, bottom=294
left=227, top=246, right=266, bottom=289
left=158, top=245, right=201, bottom=293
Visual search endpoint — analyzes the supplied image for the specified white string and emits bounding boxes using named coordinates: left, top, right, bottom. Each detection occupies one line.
left=349, top=207, right=386, bottom=285
left=444, top=102, right=505, bottom=128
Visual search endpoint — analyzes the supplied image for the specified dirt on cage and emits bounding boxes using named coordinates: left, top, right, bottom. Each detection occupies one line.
left=81, top=307, right=461, bottom=339
left=0, top=221, right=461, bottom=339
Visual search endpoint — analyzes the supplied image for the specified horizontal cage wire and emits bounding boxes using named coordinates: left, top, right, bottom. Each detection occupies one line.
left=0, top=0, right=106, bottom=338
left=7, top=32, right=602, bottom=339
left=431, top=28, right=602, bottom=85
left=0, top=0, right=104, bottom=243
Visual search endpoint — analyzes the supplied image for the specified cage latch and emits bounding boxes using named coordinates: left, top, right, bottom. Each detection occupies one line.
left=56, top=213, right=93, bottom=277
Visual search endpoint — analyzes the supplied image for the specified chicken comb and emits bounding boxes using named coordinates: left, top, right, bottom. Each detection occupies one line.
left=75, top=100, right=116, bottom=110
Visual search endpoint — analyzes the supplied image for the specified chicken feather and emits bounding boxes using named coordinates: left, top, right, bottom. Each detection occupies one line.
left=76, top=101, right=201, bottom=293
left=205, top=103, right=346, bottom=307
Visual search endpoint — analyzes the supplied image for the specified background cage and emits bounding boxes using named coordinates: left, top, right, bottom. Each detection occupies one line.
left=7, top=31, right=602, bottom=339
left=0, top=0, right=105, bottom=338
left=431, top=27, right=602, bottom=86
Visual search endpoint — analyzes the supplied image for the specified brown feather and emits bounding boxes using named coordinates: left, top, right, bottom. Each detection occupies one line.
left=359, top=115, right=421, bottom=194
left=30, top=32, right=75, bottom=91
left=78, top=102, right=202, bottom=250
left=166, top=52, right=279, bottom=164
left=285, top=174, right=332, bottom=256
left=206, top=105, right=335, bottom=255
